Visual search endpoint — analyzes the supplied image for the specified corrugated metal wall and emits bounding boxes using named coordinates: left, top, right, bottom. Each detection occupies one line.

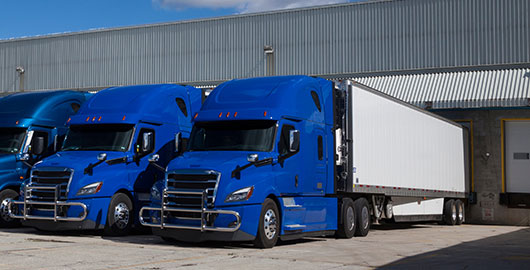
left=355, top=68, right=530, bottom=109
left=1, top=0, right=529, bottom=92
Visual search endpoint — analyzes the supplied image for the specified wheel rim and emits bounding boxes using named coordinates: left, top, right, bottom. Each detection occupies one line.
left=451, top=204, right=457, bottom=222
left=113, top=202, right=130, bottom=229
left=361, top=206, right=369, bottom=229
left=0, top=198, right=13, bottom=222
left=263, top=209, right=277, bottom=240
left=346, top=206, right=355, bottom=231
left=458, top=203, right=464, bottom=221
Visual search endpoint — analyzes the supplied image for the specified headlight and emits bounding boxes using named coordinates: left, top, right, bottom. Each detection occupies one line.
left=76, top=182, right=103, bottom=196
left=225, top=186, right=254, bottom=203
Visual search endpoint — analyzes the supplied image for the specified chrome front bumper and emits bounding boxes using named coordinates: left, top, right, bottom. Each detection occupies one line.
left=8, top=184, right=87, bottom=222
left=139, top=189, right=241, bottom=232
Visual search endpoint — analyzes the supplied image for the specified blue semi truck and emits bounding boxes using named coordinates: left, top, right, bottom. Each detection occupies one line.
left=140, top=76, right=467, bottom=248
left=0, top=90, right=88, bottom=227
left=9, top=84, right=202, bottom=235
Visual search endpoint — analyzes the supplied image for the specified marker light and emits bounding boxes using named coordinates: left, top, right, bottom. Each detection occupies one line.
left=264, top=111, right=267, bottom=117
left=194, top=113, right=198, bottom=119
left=92, top=117, right=96, bottom=122
left=234, top=112, right=238, bottom=117
left=122, top=116, right=126, bottom=121
left=218, top=112, right=223, bottom=118
left=86, top=117, right=90, bottom=122
left=19, top=176, right=23, bottom=180
left=15, top=121, right=19, bottom=125
left=67, top=118, right=71, bottom=123
left=98, top=116, right=102, bottom=121
left=226, top=112, right=230, bottom=117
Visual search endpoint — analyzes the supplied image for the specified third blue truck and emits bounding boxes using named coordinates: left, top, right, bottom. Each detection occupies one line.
left=140, top=76, right=468, bottom=248
left=0, top=91, right=88, bottom=227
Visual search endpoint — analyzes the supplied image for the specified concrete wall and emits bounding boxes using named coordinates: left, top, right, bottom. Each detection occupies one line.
left=436, top=109, right=530, bottom=226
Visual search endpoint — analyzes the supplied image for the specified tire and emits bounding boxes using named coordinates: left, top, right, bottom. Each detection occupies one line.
left=443, top=199, right=457, bottom=226
left=104, top=193, right=133, bottom=236
left=0, top=189, right=20, bottom=228
left=455, top=200, right=465, bottom=225
left=336, top=198, right=356, bottom=238
left=253, top=198, right=280, bottom=248
left=354, top=198, right=371, bottom=237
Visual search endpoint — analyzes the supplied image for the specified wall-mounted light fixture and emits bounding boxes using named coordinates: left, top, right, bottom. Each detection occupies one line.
left=16, top=66, right=25, bottom=74
left=264, top=45, right=274, bottom=55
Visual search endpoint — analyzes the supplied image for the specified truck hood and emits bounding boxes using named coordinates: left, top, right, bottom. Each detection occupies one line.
left=166, top=151, right=276, bottom=206
left=34, top=151, right=131, bottom=198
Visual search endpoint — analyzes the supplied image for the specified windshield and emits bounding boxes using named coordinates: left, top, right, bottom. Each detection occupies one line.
left=62, top=124, right=134, bottom=152
left=0, top=128, right=26, bottom=154
left=189, top=121, right=276, bottom=152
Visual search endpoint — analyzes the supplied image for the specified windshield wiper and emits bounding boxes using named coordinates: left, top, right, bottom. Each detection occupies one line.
left=84, top=153, right=107, bottom=175
left=231, top=157, right=273, bottom=179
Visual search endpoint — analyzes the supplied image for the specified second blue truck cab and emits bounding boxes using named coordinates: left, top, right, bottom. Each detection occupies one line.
left=9, top=84, right=201, bottom=235
left=0, top=91, right=88, bottom=227
left=141, top=76, right=338, bottom=247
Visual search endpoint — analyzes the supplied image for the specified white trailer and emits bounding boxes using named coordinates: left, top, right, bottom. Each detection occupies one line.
left=335, top=80, right=467, bottom=225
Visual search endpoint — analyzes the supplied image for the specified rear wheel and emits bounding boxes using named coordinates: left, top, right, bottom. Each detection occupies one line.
left=354, top=198, right=371, bottom=237
left=253, top=198, right=280, bottom=248
left=455, top=200, right=465, bottom=225
left=0, top=189, right=20, bottom=228
left=336, top=198, right=356, bottom=238
left=104, top=193, right=133, bottom=236
left=443, top=199, right=457, bottom=226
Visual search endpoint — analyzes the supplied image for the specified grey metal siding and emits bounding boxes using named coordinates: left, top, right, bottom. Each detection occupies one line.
left=0, top=0, right=529, bottom=92
left=355, top=68, right=530, bottom=109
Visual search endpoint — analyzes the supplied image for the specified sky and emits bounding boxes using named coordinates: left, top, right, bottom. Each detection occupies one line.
left=0, top=0, right=356, bottom=40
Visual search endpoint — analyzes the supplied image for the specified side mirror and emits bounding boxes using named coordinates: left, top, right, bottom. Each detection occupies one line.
left=31, top=137, right=45, bottom=156
left=22, top=130, right=34, bottom=154
left=142, top=132, right=154, bottom=153
left=289, top=130, right=300, bottom=152
left=175, top=132, right=182, bottom=153
left=148, top=154, right=160, bottom=163
left=53, top=135, right=58, bottom=152
left=247, top=154, right=259, bottom=163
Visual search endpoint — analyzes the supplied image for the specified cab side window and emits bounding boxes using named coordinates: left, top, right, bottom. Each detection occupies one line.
left=278, top=124, right=295, bottom=156
left=136, top=129, right=155, bottom=156
left=175, top=98, right=188, bottom=117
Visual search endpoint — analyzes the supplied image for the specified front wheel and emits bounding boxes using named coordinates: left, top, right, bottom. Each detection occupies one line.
left=0, top=189, right=20, bottom=228
left=104, top=193, right=133, bottom=236
left=253, top=198, right=280, bottom=248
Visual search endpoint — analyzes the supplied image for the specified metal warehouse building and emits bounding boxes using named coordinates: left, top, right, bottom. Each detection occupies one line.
left=1, top=0, right=530, bottom=225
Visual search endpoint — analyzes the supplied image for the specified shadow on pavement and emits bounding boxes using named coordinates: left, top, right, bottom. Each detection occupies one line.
left=378, top=227, right=530, bottom=270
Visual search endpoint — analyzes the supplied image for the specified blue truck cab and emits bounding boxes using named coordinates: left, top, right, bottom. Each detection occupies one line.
left=0, top=91, right=88, bottom=227
left=141, top=76, right=339, bottom=247
left=9, top=84, right=202, bottom=235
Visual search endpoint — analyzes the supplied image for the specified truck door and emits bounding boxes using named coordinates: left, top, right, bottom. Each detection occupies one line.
left=273, top=121, right=302, bottom=196
left=129, top=127, right=157, bottom=197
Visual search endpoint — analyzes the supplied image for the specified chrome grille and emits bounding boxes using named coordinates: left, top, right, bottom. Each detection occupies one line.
left=29, top=168, right=72, bottom=203
left=165, top=171, right=220, bottom=209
